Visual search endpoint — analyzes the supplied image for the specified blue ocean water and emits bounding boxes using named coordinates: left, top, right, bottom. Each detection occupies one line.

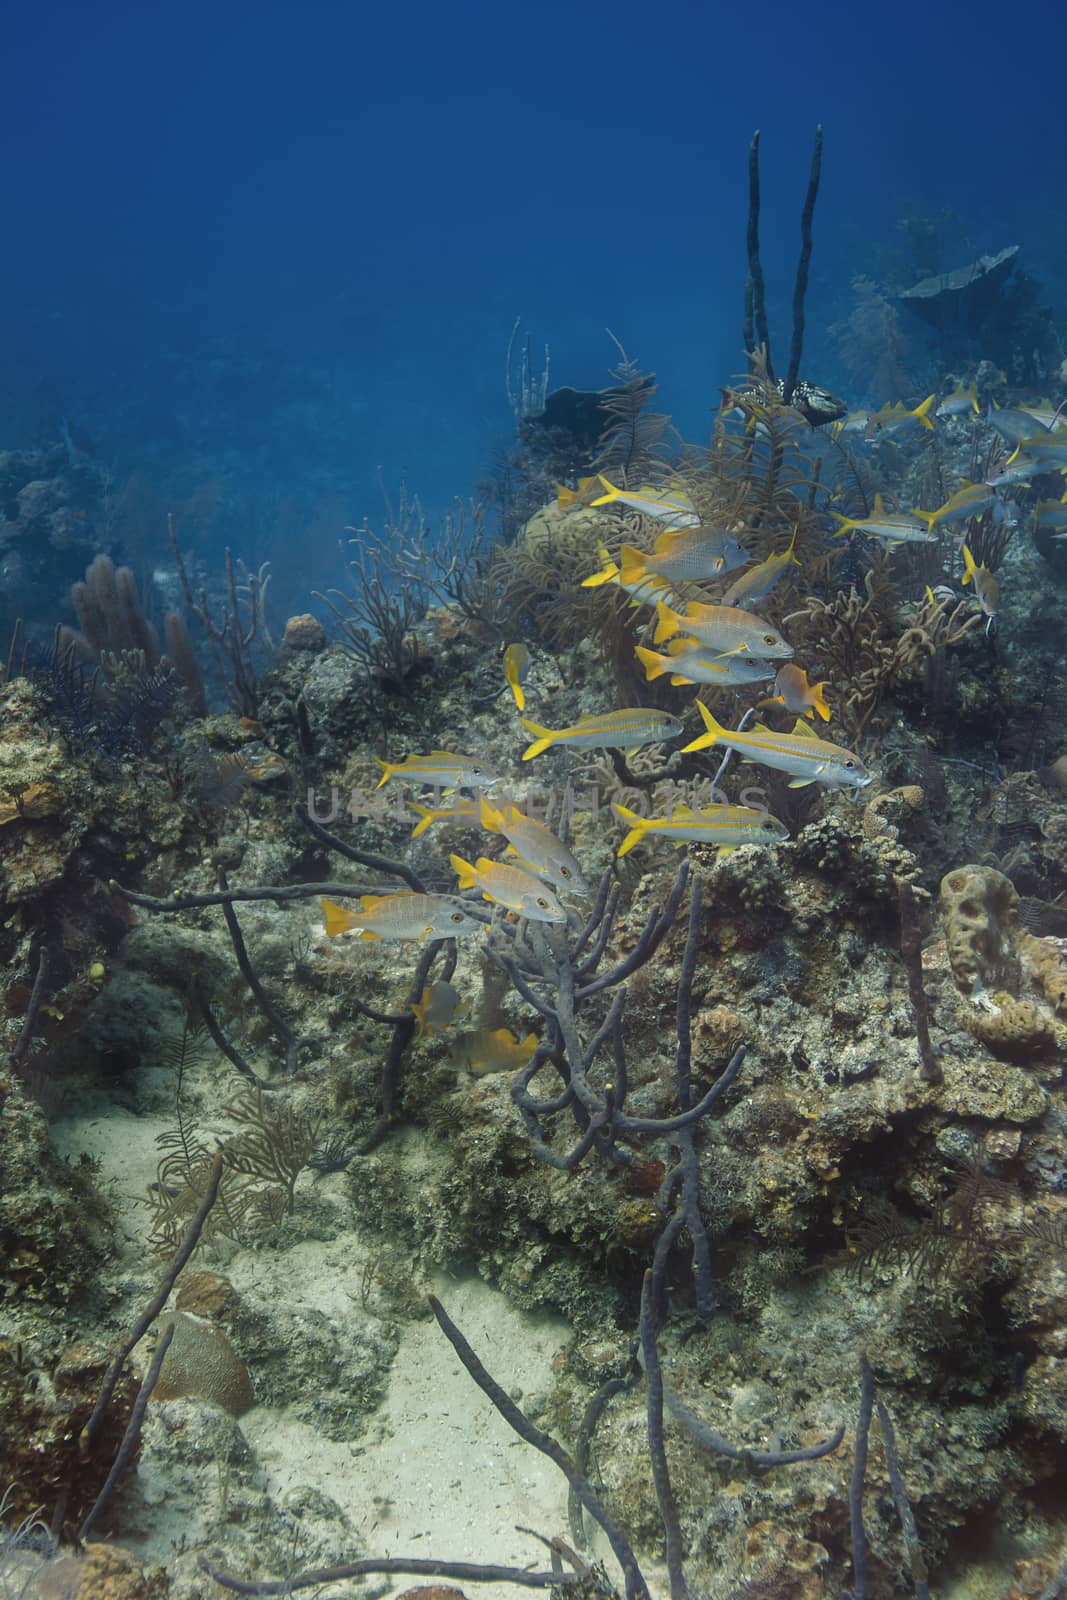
left=1, top=0, right=1064, bottom=608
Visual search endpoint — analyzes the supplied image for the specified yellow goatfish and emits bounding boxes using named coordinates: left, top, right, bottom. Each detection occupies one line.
left=682, top=703, right=871, bottom=789
left=721, top=533, right=800, bottom=610
left=520, top=708, right=683, bottom=760
left=635, top=641, right=775, bottom=689
left=612, top=801, right=788, bottom=857
left=653, top=598, right=793, bottom=658
left=408, top=798, right=483, bottom=837
left=321, top=894, right=484, bottom=941
left=503, top=643, right=530, bottom=711
left=452, top=1027, right=539, bottom=1076
left=591, top=476, right=701, bottom=527
left=619, top=526, right=748, bottom=586
left=758, top=664, right=831, bottom=723
left=479, top=798, right=589, bottom=896
left=374, top=751, right=498, bottom=791
left=961, top=544, right=999, bottom=633
left=411, top=981, right=466, bottom=1038
left=450, top=854, right=568, bottom=923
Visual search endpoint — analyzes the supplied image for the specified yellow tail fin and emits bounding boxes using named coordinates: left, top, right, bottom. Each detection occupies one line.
left=373, top=756, right=395, bottom=790
left=810, top=681, right=832, bottom=722
left=581, top=548, right=619, bottom=588
left=408, top=802, right=437, bottom=838
left=322, top=898, right=358, bottom=937
left=913, top=393, right=936, bottom=430
left=961, top=544, right=978, bottom=585
left=591, top=475, right=621, bottom=507
left=479, top=796, right=504, bottom=834
left=681, top=699, right=725, bottom=754
left=449, top=852, right=478, bottom=889
left=612, top=803, right=647, bottom=858
left=635, top=645, right=667, bottom=681
left=653, top=598, right=682, bottom=645
left=519, top=717, right=556, bottom=760
left=619, top=545, right=649, bottom=587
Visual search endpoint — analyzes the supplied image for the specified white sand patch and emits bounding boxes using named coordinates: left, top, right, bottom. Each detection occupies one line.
left=240, top=1269, right=589, bottom=1600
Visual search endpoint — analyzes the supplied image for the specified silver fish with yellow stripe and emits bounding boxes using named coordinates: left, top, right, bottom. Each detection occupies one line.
left=520, top=708, right=683, bottom=760
left=612, top=801, right=788, bottom=857
left=374, top=750, right=498, bottom=791
left=682, top=703, right=871, bottom=789
left=591, top=476, right=701, bottom=527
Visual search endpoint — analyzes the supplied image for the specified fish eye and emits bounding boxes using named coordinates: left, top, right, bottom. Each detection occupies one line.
left=844, top=760, right=856, bottom=769
left=761, top=820, right=776, bottom=830
left=763, top=634, right=777, bottom=646
left=450, top=911, right=466, bottom=923
left=560, top=866, right=573, bottom=879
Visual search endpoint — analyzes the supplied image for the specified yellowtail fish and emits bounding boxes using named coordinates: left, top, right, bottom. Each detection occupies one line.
left=962, top=543, right=999, bottom=632
left=479, top=797, right=589, bottom=896
left=556, top=476, right=599, bottom=509
left=635, top=640, right=775, bottom=689
left=653, top=598, right=793, bottom=659
left=503, top=643, right=530, bottom=711
left=863, top=394, right=936, bottom=439
left=985, top=454, right=1047, bottom=488
left=831, top=493, right=938, bottom=546
left=520, top=708, right=683, bottom=760
left=452, top=1027, right=539, bottom=1076
left=321, top=894, right=483, bottom=941
left=591, top=476, right=701, bottom=528
left=612, top=801, right=788, bottom=857
left=408, top=798, right=482, bottom=838
left=374, top=750, right=498, bottom=791
left=935, top=381, right=979, bottom=418
left=920, top=480, right=997, bottom=529
left=1006, top=435, right=1067, bottom=471
left=619, top=527, right=748, bottom=586
left=411, top=981, right=466, bottom=1038
left=1035, top=492, right=1067, bottom=531
left=759, top=663, right=831, bottom=723
left=581, top=546, right=678, bottom=608
left=721, top=533, right=800, bottom=609
left=450, top=853, right=568, bottom=923
left=682, top=703, right=871, bottom=789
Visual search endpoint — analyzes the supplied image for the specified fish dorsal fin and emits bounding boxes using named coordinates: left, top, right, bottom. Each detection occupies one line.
left=791, top=718, right=819, bottom=739
left=752, top=721, right=773, bottom=735
left=666, top=638, right=695, bottom=656
left=361, top=894, right=392, bottom=911
left=672, top=803, right=697, bottom=818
